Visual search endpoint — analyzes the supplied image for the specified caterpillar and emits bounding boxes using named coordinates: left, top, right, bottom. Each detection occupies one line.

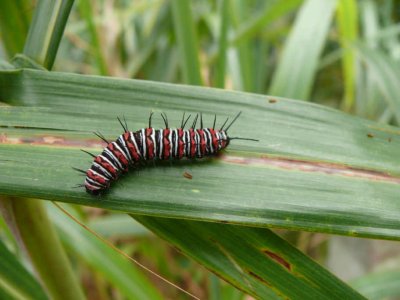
left=75, top=112, right=257, bottom=195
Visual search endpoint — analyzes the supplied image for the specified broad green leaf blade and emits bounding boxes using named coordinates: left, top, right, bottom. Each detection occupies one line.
left=48, top=205, right=163, bottom=300
left=0, top=238, right=48, bottom=300
left=135, top=216, right=366, bottom=299
left=1, top=67, right=400, bottom=239
left=269, top=0, right=337, bottom=100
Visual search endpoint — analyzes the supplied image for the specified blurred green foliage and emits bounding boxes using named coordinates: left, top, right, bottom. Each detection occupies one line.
left=1, top=0, right=400, bottom=299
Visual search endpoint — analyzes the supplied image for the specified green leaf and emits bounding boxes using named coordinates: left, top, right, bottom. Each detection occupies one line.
left=208, top=273, right=245, bottom=300
left=136, top=216, right=366, bottom=299
left=356, top=42, right=400, bottom=123
left=4, top=197, right=86, bottom=300
left=269, top=0, right=337, bottom=100
left=0, top=238, right=48, bottom=300
left=48, top=204, right=163, bottom=300
left=0, top=66, right=400, bottom=240
left=357, top=0, right=382, bottom=119
left=170, top=0, right=203, bottom=85
left=213, top=0, right=229, bottom=88
left=77, top=0, right=108, bottom=75
left=230, top=0, right=303, bottom=45
left=336, top=0, right=358, bottom=111
left=88, top=213, right=150, bottom=238
left=351, top=269, right=400, bottom=300
left=23, top=0, right=74, bottom=69
left=0, top=0, right=31, bottom=57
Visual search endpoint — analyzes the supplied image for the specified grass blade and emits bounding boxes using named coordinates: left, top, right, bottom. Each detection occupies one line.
left=269, top=0, right=337, bottom=100
left=230, top=0, right=302, bottom=45
left=23, top=0, right=74, bottom=69
left=0, top=237, right=48, bottom=300
left=49, top=205, right=163, bottom=300
left=136, top=216, right=366, bottom=299
left=336, top=0, right=358, bottom=111
left=77, top=0, right=108, bottom=75
left=356, top=43, right=400, bottom=123
left=213, top=0, right=229, bottom=88
left=0, top=0, right=31, bottom=57
left=170, top=0, right=203, bottom=85
left=2, top=197, right=85, bottom=300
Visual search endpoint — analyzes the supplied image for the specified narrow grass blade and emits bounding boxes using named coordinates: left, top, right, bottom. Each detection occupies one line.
left=0, top=238, right=48, bottom=300
left=269, top=0, right=337, bottom=100
left=230, top=0, right=302, bottom=45
left=4, top=198, right=85, bottom=300
left=48, top=205, right=163, bottom=300
left=0, top=0, right=31, bottom=57
left=213, top=0, right=229, bottom=88
left=170, top=0, right=203, bottom=85
left=336, top=0, right=358, bottom=111
left=77, top=0, right=108, bottom=75
left=356, top=43, right=400, bottom=123
left=23, top=0, right=74, bottom=69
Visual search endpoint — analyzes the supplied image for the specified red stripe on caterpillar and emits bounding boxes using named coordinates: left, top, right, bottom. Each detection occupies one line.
left=75, top=112, right=258, bottom=195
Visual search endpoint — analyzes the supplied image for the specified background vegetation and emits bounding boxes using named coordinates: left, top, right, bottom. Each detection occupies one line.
left=1, top=0, right=400, bottom=299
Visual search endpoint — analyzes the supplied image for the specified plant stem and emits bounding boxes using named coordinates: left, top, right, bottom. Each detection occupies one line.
left=9, top=198, right=85, bottom=300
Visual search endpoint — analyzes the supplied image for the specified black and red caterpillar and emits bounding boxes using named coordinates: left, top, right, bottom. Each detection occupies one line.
left=76, top=112, right=257, bottom=195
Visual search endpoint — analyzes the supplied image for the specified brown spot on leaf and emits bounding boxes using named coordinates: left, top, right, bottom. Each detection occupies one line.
left=223, top=155, right=400, bottom=184
left=0, top=134, right=104, bottom=148
left=263, top=250, right=291, bottom=271
left=247, top=270, right=272, bottom=286
left=388, top=137, right=392, bottom=142
left=367, top=133, right=374, bottom=138
left=183, top=172, right=193, bottom=180
left=0, top=134, right=6, bottom=143
left=268, top=99, right=278, bottom=104
left=172, top=246, right=183, bottom=254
